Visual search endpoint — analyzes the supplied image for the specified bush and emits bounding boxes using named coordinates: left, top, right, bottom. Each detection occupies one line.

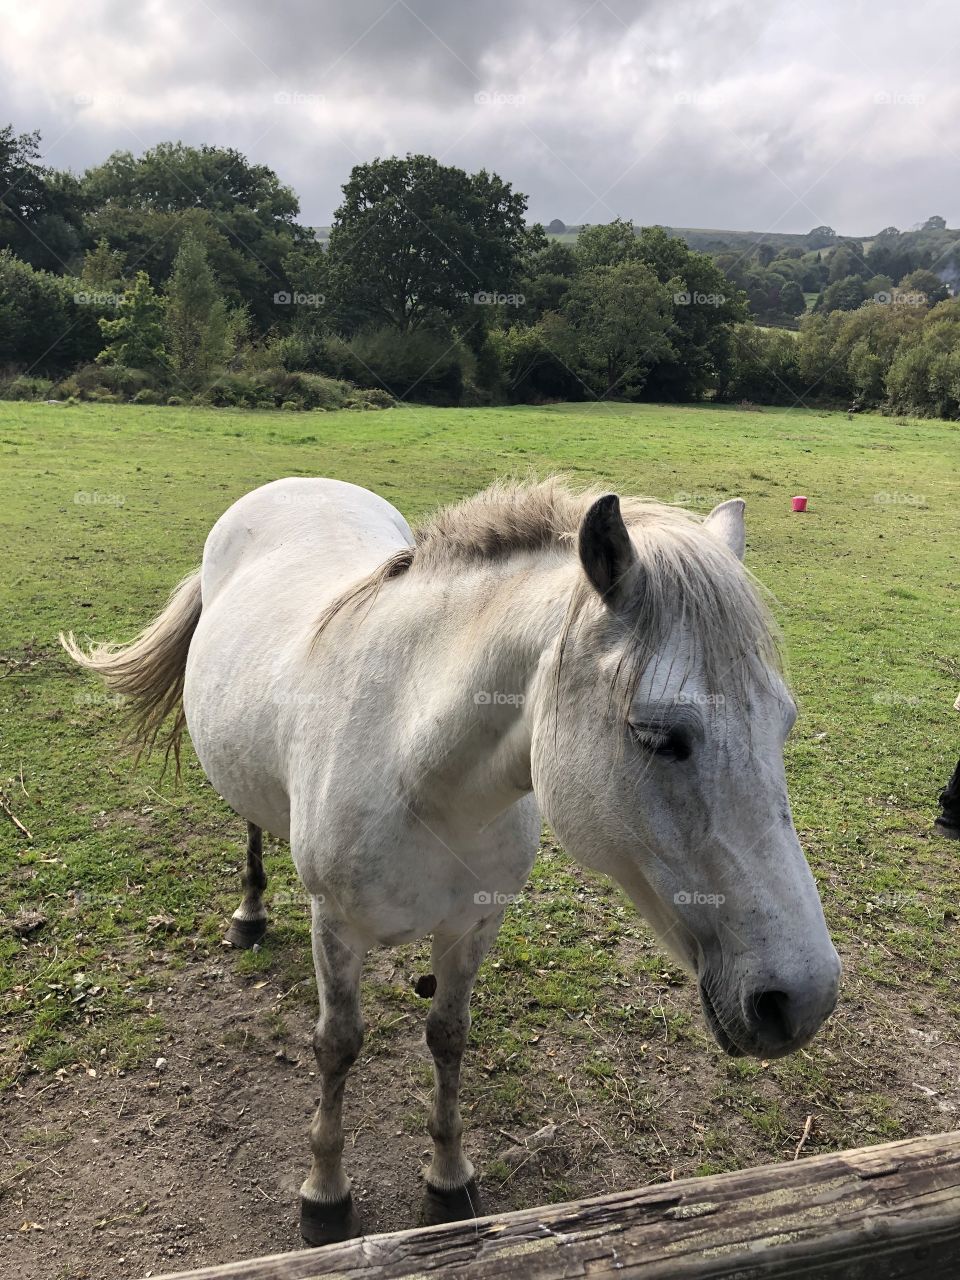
left=356, top=387, right=395, bottom=409
left=200, top=367, right=361, bottom=410
left=131, top=388, right=162, bottom=404
left=280, top=398, right=302, bottom=411
left=0, top=374, right=55, bottom=401
left=167, top=395, right=184, bottom=406
left=56, top=363, right=155, bottom=401
left=327, top=327, right=472, bottom=404
left=724, top=325, right=804, bottom=404
left=0, top=251, right=108, bottom=376
left=488, top=317, right=585, bottom=403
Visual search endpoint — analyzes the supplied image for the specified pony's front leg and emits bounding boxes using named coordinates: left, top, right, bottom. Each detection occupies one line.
left=422, top=913, right=504, bottom=1225
left=299, top=906, right=366, bottom=1246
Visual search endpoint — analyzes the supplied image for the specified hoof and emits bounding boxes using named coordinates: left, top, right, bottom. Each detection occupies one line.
left=934, top=817, right=960, bottom=841
left=224, top=916, right=267, bottom=949
left=421, top=1177, right=484, bottom=1226
left=299, top=1192, right=362, bottom=1246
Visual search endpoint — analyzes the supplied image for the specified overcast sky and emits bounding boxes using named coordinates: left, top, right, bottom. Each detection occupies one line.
left=1, top=0, right=957, bottom=232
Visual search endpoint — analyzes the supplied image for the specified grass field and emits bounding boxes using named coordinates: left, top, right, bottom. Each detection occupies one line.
left=2, top=398, right=959, bottom=1275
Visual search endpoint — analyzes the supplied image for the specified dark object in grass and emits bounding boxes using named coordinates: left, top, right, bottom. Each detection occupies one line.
left=414, top=973, right=437, bottom=998
left=935, top=757, right=960, bottom=840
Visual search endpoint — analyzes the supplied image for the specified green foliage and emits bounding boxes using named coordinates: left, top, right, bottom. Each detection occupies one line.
left=488, top=314, right=585, bottom=402
left=55, top=363, right=155, bottom=401
left=327, top=325, right=473, bottom=402
left=326, top=155, right=538, bottom=332
left=81, top=142, right=310, bottom=326
left=199, top=366, right=376, bottom=411
left=0, top=250, right=106, bottom=375
left=80, top=237, right=126, bottom=291
left=97, top=272, right=168, bottom=372
left=164, top=234, right=228, bottom=384
left=0, top=373, right=54, bottom=400
left=563, top=260, right=674, bottom=397
left=2, top=124, right=958, bottom=418
left=0, top=124, right=87, bottom=271
left=725, top=325, right=803, bottom=404
left=779, top=280, right=806, bottom=317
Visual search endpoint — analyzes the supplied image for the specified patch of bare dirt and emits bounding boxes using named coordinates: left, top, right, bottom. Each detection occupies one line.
left=2, top=939, right=958, bottom=1280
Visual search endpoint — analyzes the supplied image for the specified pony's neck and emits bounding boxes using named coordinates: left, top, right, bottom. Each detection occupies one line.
left=402, top=554, right=576, bottom=825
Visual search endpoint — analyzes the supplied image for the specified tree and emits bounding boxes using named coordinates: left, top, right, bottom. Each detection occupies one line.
left=326, top=155, right=538, bottom=333
left=779, top=280, right=806, bottom=317
left=816, top=275, right=866, bottom=313
left=828, top=242, right=867, bottom=282
left=518, top=239, right=578, bottom=322
left=547, top=219, right=567, bottom=234
left=575, top=218, right=639, bottom=270
left=98, top=272, right=167, bottom=371
left=0, top=125, right=87, bottom=272
left=922, top=215, right=947, bottom=231
left=755, top=242, right=776, bottom=267
left=631, top=225, right=746, bottom=398
left=807, top=225, right=838, bottom=250
left=563, top=260, right=674, bottom=397
left=0, top=249, right=105, bottom=374
left=81, top=237, right=126, bottom=291
left=82, top=142, right=311, bottom=325
left=164, top=234, right=228, bottom=382
left=898, top=268, right=949, bottom=305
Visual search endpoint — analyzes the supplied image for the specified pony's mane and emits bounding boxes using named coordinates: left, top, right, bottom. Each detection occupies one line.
left=313, top=478, right=784, bottom=705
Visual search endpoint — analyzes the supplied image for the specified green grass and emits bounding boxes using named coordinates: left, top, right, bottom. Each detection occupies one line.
left=1, top=398, right=959, bottom=1127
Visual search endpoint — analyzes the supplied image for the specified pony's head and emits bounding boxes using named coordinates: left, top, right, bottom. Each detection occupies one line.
left=531, top=493, right=840, bottom=1059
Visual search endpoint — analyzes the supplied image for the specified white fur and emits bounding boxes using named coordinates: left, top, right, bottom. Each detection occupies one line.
left=180, top=476, right=840, bottom=1212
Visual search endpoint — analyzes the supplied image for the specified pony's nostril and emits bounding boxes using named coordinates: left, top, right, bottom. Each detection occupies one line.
left=749, top=989, right=793, bottom=1043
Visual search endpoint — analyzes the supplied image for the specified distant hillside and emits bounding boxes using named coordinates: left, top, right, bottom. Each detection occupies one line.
left=315, top=220, right=957, bottom=260
left=544, top=221, right=958, bottom=255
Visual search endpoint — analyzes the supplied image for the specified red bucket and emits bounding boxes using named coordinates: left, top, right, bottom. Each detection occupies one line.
left=791, top=495, right=808, bottom=512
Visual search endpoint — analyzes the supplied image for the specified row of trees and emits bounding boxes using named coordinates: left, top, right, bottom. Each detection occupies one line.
left=714, top=226, right=957, bottom=329
left=727, top=297, right=960, bottom=418
left=1, top=122, right=957, bottom=416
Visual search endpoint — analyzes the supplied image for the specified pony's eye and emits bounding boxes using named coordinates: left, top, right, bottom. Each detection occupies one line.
left=630, top=726, right=691, bottom=763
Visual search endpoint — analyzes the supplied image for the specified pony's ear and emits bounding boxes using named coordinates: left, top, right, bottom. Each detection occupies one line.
left=579, top=494, right=638, bottom=609
left=703, top=498, right=746, bottom=561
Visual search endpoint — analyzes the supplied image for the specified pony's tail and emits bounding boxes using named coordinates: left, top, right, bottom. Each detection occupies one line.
left=60, top=569, right=202, bottom=772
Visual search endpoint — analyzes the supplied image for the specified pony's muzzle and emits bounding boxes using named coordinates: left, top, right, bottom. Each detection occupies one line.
left=739, top=957, right=841, bottom=1058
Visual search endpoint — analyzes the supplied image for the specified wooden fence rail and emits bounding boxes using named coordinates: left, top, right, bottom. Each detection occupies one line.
left=156, top=1129, right=960, bottom=1280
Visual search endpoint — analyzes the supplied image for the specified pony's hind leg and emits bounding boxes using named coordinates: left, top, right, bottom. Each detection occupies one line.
left=421, top=913, right=504, bottom=1226
left=299, top=906, right=366, bottom=1246
left=224, top=822, right=268, bottom=949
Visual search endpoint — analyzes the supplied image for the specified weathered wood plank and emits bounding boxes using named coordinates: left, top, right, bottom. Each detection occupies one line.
left=154, top=1130, right=960, bottom=1280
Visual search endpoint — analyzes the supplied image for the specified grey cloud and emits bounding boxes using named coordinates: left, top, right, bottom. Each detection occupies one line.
left=0, top=0, right=956, bottom=230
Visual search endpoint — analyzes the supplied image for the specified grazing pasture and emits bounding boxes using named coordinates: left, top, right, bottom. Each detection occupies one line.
left=1, top=399, right=958, bottom=1278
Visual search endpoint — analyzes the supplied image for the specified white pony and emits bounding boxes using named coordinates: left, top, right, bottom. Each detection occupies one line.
left=63, top=476, right=840, bottom=1244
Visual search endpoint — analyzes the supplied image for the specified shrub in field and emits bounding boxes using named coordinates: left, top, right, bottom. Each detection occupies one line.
left=0, top=250, right=108, bottom=376
left=328, top=326, right=472, bottom=404
left=164, top=234, right=230, bottom=386
left=198, top=367, right=367, bottom=410
left=56, top=363, right=154, bottom=401
left=725, top=325, right=804, bottom=404
left=97, top=272, right=168, bottom=374
left=0, top=374, right=55, bottom=400
left=200, top=370, right=262, bottom=408
left=488, top=315, right=585, bottom=403
left=355, top=387, right=395, bottom=409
